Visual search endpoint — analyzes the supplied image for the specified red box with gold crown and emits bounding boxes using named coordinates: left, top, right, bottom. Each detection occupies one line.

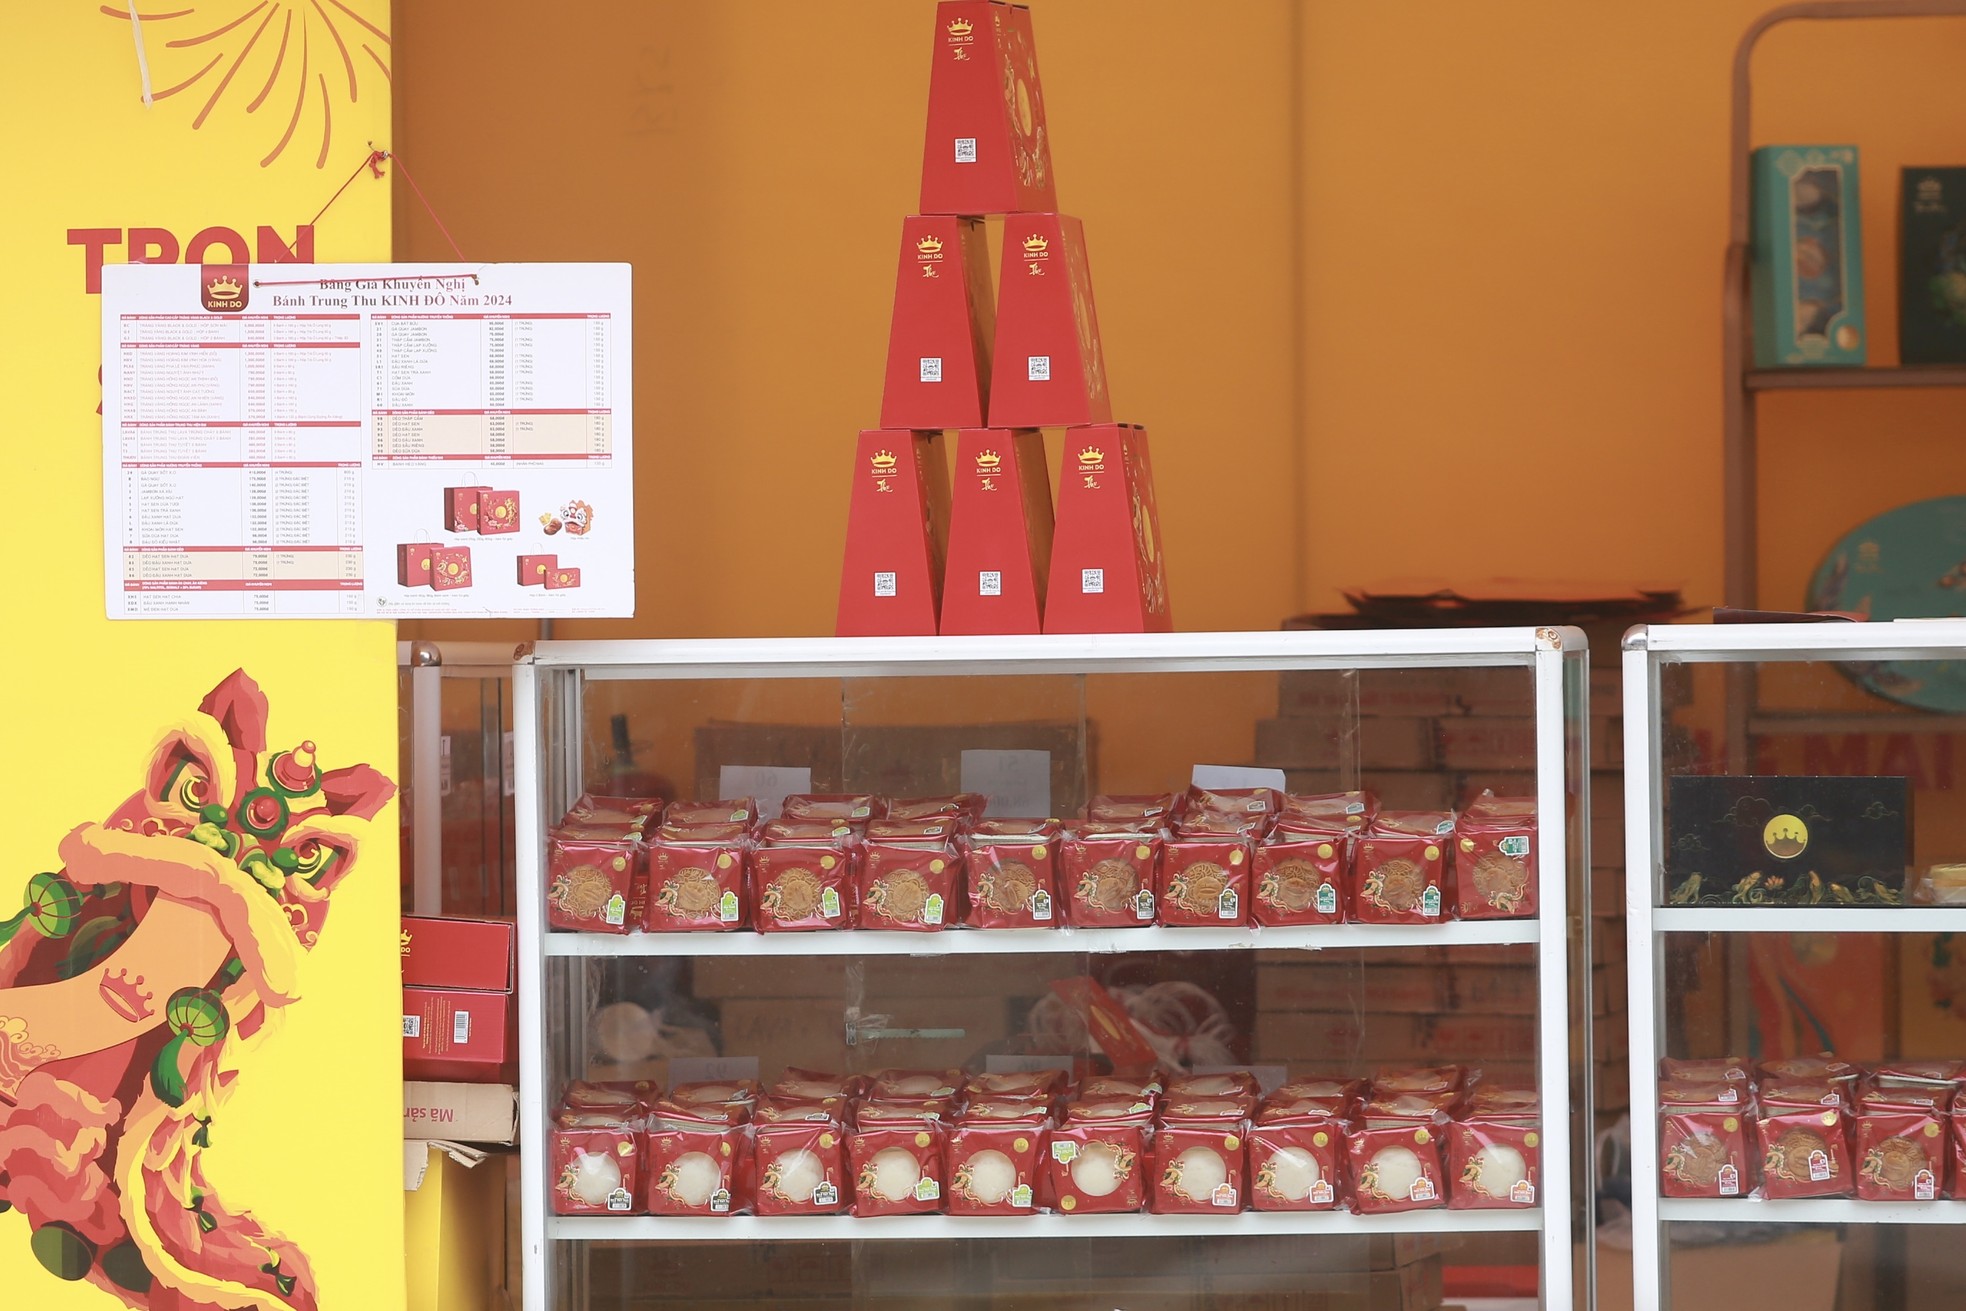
left=989, top=215, right=1112, bottom=428
left=882, top=217, right=995, bottom=430
left=836, top=431, right=950, bottom=637
left=919, top=1, right=1057, bottom=217
left=1044, top=424, right=1170, bottom=633
left=939, top=429, right=1052, bottom=634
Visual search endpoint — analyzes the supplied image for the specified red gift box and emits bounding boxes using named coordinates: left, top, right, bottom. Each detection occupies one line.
left=445, top=485, right=490, bottom=533
left=400, top=915, right=514, bottom=991
left=1043, top=425, right=1171, bottom=634
left=430, top=545, right=473, bottom=591
left=1061, top=828, right=1160, bottom=927
left=1149, top=1121, right=1248, bottom=1215
left=642, top=839, right=747, bottom=932
left=545, top=566, right=582, bottom=590
left=1157, top=837, right=1252, bottom=926
left=550, top=1116, right=641, bottom=1215
left=1043, top=1112, right=1148, bottom=1215
left=545, top=832, right=640, bottom=933
left=947, top=1116, right=1046, bottom=1216
left=881, top=217, right=994, bottom=430
left=849, top=1116, right=949, bottom=1216
left=403, top=986, right=516, bottom=1083
left=1345, top=1120, right=1446, bottom=1214
left=1658, top=1081, right=1752, bottom=1199
left=517, top=553, right=557, bottom=586
left=918, top=0, right=1057, bottom=217
left=1251, top=833, right=1347, bottom=926
left=990, top=215, right=1110, bottom=429
left=751, top=1121, right=850, bottom=1216
left=1755, top=1098, right=1852, bottom=1200
left=1248, top=1119, right=1344, bottom=1211
left=751, top=845, right=854, bottom=931
left=478, top=489, right=520, bottom=535
left=644, top=1115, right=748, bottom=1216
left=856, top=840, right=960, bottom=931
left=1448, top=1117, right=1542, bottom=1209
left=1454, top=795, right=1539, bottom=920
left=836, top=431, right=950, bottom=637
left=397, top=542, right=439, bottom=588
left=1352, top=812, right=1453, bottom=925
left=964, top=820, right=1060, bottom=928
left=940, top=428, right=1053, bottom=635
left=1854, top=1086, right=1948, bottom=1202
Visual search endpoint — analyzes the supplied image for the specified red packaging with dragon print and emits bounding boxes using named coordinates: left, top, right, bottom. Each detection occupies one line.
left=1448, top=1116, right=1541, bottom=1209
left=751, top=1119, right=850, bottom=1216
left=856, top=838, right=961, bottom=930
left=1061, top=828, right=1160, bottom=927
left=1248, top=1115, right=1344, bottom=1212
left=644, top=1110, right=749, bottom=1216
left=965, top=819, right=1061, bottom=928
left=1043, top=1103, right=1150, bottom=1215
left=429, top=545, right=474, bottom=592
left=849, top=1114, right=949, bottom=1216
left=1453, top=794, right=1539, bottom=920
left=1156, top=836, right=1252, bottom=926
left=477, top=489, right=521, bottom=535
left=1352, top=812, right=1453, bottom=925
left=642, top=837, right=747, bottom=932
left=946, top=1108, right=1048, bottom=1216
left=1854, top=1083, right=1949, bottom=1202
left=544, top=831, right=640, bottom=933
left=550, top=1115, right=642, bottom=1216
left=1148, top=1102, right=1249, bottom=1215
left=1251, top=833, right=1347, bottom=925
left=1344, top=1119, right=1446, bottom=1214
left=1658, top=1080, right=1752, bottom=1199
left=1755, top=1096, right=1852, bottom=1199
left=750, top=844, right=854, bottom=932
left=1952, top=1102, right=1966, bottom=1200
left=781, top=794, right=885, bottom=824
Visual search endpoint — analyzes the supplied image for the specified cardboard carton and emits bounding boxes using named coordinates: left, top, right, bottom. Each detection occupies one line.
left=918, top=1, right=1057, bottom=216
left=404, top=986, right=516, bottom=1083
left=404, top=1081, right=519, bottom=1144
left=401, top=915, right=515, bottom=992
left=1752, top=144, right=1866, bottom=367
left=1044, top=424, right=1170, bottom=633
left=836, top=431, right=950, bottom=636
left=990, top=214, right=1112, bottom=427
left=940, top=428, right=1053, bottom=634
left=881, top=217, right=995, bottom=429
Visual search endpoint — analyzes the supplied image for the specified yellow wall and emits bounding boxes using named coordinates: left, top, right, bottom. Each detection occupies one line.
left=392, top=0, right=1965, bottom=640
left=1, top=7, right=404, bottom=1308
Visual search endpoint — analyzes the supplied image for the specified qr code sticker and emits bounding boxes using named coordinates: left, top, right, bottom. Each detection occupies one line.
left=954, top=137, right=978, bottom=163
left=1081, top=568, right=1104, bottom=594
left=1027, top=355, right=1051, bottom=381
left=402, top=1015, right=421, bottom=1039
left=919, top=356, right=943, bottom=383
left=979, top=570, right=1002, bottom=596
left=874, top=571, right=898, bottom=597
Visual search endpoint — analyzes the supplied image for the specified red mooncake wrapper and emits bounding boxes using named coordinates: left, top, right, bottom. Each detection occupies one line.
left=1156, top=837, right=1252, bottom=926
left=1061, top=831, right=1160, bottom=927
left=849, top=1119, right=949, bottom=1216
left=1251, top=834, right=1347, bottom=926
left=750, top=845, right=853, bottom=931
left=550, top=1118, right=641, bottom=1216
left=1345, top=1120, right=1446, bottom=1214
left=1448, top=1117, right=1541, bottom=1209
left=1351, top=813, right=1452, bottom=925
left=1248, top=1118, right=1344, bottom=1211
left=965, top=824, right=1061, bottom=928
left=1453, top=794, right=1538, bottom=920
left=545, top=833, right=640, bottom=934
left=643, top=839, right=747, bottom=931
left=856, top=841, right=960, bottom=930
left=751, top=1121, right=849, bottom=1216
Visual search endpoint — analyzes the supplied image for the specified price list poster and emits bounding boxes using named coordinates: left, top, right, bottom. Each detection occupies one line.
left=102, top=262, right=635, bottom=618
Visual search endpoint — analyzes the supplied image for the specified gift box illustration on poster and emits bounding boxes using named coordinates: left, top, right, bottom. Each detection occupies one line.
left=839, top=0, right=1172, bottom=636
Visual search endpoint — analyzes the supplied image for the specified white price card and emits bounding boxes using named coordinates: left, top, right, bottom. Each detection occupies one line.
left=102, top=262, right=634, bottom=619
left=668, top=1056, right=761, bottom=1085
left=719, top=766, right=812, bottom=819
left=1191, top=764, right=1287, bottom=792
left=961, top=749, right=1051, bottom=819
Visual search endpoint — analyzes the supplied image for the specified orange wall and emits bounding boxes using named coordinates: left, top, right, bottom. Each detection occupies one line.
left=395, top=1, right=1966, bottom=643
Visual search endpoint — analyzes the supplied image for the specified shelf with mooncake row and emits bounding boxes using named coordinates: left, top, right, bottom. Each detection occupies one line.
left=552, top=1208, right=1542, bottom=1241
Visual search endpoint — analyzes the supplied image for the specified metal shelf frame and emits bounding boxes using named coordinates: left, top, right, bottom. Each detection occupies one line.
left=513, top=628, right=1592, bottom=1311
left=1624, top=619, right=1966, bottom=1311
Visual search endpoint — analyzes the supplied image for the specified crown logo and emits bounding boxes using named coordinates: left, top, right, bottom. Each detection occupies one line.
left=100, top=968, right=156, bottom=1023
left=400, top=929, right=413, bottom=955
left=1022, top=234, right=1049, bottom=254
left=947, top=17, right=973, bottom=35
left=916, top=235, right=944, bottom=255
left=871, top=449, right=898, bottom=469
left=975, top=450, right=1002, bottom=470
left=1079, top=446, right=1104, bottom=464
left=207, top=275, right=242, bottom=299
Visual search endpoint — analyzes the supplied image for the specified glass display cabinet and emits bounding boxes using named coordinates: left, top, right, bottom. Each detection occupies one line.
left=398, top=639, right=520, bottom=917
left=513, top=629, right=1593, bottom=1311
left=1624, top=620, right=1966, bottom=1311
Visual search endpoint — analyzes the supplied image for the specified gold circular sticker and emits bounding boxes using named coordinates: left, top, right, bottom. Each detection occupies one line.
left=611, top=856, right=628, bottom=872
left=1424, top=845, right=1440, bottom=862
left=717, top=853, right=734, bottom=869
left=1927, top=1123, right=1943, bottom=1138
left=1224, top=1134, right=1240, bottom=1150
left=1821, top=1112, right=1838, bottom=1127
left=1135, top=845, right=1153, bottom=860
left=1230, top=850, right=1244, bottom=866
left=1318, top=843, right=1334, bottom=859
left=1032, top=845, right=1047, bottom=860
left=1525, top=1132, right=1540, bottom=1147
left=1723, top=1117, right=1739, bottom=1132
left=930, top=858, right=946, bottom=874
left=916, top=1132, right=932, bottom=1148
left=1414, top=1128, right=1431, bottom=1145
left=820, top=854, right=837, bottom=870
left=1460, top=838, right=1476, bottom=853
left=720, top=1142, right=732, bottom=1156
left=820, top=1132, right=836, bottom=1148
left=617, top=1142, right=633, bottom=1156
left=1014, top=1136, right=1030, bottom=1152
left=1059, top=1195, right=1077, bottom=1211
left=1313, top=1131, right=1329, bottom=1148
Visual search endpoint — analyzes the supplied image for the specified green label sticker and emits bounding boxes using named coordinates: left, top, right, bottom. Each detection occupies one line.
left=924, top=892, right=945, bottom=925
left=603, top=894, right=626, bottom=927
left=1500, top=835, right=1530, bottom=858
left=719, top=890, right=740, bottom=922
left=820, top=887, right=841, bottom=919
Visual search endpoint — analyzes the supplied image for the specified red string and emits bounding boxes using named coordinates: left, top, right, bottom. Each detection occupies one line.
left=308, top=148, right=388, bottom=229
left=382, top=146, right=468, bottom=262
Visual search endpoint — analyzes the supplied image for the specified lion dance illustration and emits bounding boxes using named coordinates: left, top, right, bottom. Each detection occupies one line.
left=0, top=670, right=393, bottom=1308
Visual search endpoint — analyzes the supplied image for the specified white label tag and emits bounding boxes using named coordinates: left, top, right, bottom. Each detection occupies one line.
left=1310, top=1179, right=1334, bottom=1204
left=812, top=1181, right=839, bottom=1207
left=402, top=1014, right=422, bottom=1039
left=924, top=892, right=945, bottom=925
left=1509, top=1180, right=1536, bottom=1204
left=820, top=887, right=842, bottom=919
left=1010, top=1183, right=1033, bottom=1208
left=1212, top=1183, right=1238, bottom=1208
left=919, top=356, right=943, bottom=383
left=607, top=1187, right=633, bottom=1212
left=1050, top=1141, right=1078, bottom=1163
left=710, top=1188, right=732, bottom=1213
left=915, top=1176, right=941, bottom=1202
left=1410, top=1176, right=1436, bottom=1202
left=1717, top=1164, right=1740, bottom=1196
left=954, top=137, right=977, bottom=163
left=960, top=748, right=1051, bottom=819
left=1081, top=567, right=1104, bottom=594
left=1030, top=888, right=1054, bottom=921
left=451, top=1011, right=472, bottom=1044
left=1217, top=888, right=1239, bottom=919
left=1499, top=835, right=1530, bottom=857
left=1027, top=355, right=1051, bottom=381
left=1916, top=1169, right=1937, bottom=1201
left=1134, top=889, right=1155, bottom=920
left=603, top=893, right=626, bottom=926
left=1420, top=886, right=1441, bottom=918
left=979, top=570, right=1002, bottom=597
left=873, top=571, right=897, bottom=598
left=719, top=766, right=812, bottom=821
left=718, top=890, right=740, bottom=923
left=1315, top=883, right=1338, bottom=915
left=1808, top=1150, right=1831, bottom=1183
left=1191, top=764, right=1287, bottom=792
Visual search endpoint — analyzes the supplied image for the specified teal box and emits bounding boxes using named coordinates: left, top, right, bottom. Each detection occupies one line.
left=1899, top=167, right=1966, bottom=365
left=1752, top=144, right=1866, bottom=368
